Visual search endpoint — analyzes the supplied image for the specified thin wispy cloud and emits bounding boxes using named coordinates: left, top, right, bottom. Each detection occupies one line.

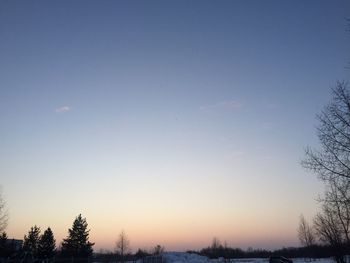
left=200, top=100, right=243, bottom=111
left=55, top=106, right=72, bottom=113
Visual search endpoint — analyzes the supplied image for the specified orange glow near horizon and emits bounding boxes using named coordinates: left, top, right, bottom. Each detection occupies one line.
left=7, top=206, right=301, bottom=252
left=2, top=0, right=349, bottom=257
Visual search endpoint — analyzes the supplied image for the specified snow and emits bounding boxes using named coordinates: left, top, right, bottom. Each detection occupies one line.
left=162, top=253, right=335, bottom=263
left=164, top=252, right=211, bottom=263
left=292, top=259, right=333, bottom=263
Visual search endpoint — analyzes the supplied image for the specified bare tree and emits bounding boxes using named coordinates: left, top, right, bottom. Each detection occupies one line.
left=115, top=230, right=130, bottom=262
left=0, top=189, right=8, bottom=233
left=325, top=179, right=350, bottom=246
left=302, top=82, right=350, bottom=185
left=314, top=203, right=345, bottom=263
left=211, top=237, right=221, bottom=250
left=298, top=214, right=315, bottom=247
left=152, top=244, right=164, bottom=255
left=302, top=83, right=350, bottom=261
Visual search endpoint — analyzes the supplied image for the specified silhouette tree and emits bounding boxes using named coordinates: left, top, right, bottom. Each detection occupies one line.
left=303, top=82, right=350, bottom=184
left=23, top=225, right=41, bottom=260
left=61, top=214, right=94, bottom=261
left=152, top=244, right=164, bottom=255
left=211, top=237, right=221, bottom=250
left=302, top=83, right=350, bottom=262
left=298, top=214, right=316, bottom=260
left=0, top=232, right=8, bottom=257
left=38, top=227, right=56, bottom=262
left=0, top=189, right=8, bottom=233
left=115, top=230, right=130, bottom=262
left=314, top=203, right=346, bottom=263
left=298, top=214, right=315, bottom=247
left=134, top=248, right=149, bottom=259
left=0, top=232, right=7, bottom=246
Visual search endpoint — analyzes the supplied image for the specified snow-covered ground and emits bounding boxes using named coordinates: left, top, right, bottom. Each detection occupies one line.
left=164, top=252, right=211, bottom=263
left=163, top=252, right=334, bottom=263
left=292, top=259, right=333, bottom=263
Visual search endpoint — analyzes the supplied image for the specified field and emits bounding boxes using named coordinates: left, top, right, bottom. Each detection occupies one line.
left=163, top=253, right=334, bottom=263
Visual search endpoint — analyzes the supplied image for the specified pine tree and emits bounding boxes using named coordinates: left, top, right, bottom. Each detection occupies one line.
left=61, top=214, right=94, bottom=260
left=23, top=225, right=41, bottom=259
left=38, top=227, right=56, bottom=261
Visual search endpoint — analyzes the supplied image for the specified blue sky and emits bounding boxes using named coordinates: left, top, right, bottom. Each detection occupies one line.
left=0, top=0, right=349, bottom=251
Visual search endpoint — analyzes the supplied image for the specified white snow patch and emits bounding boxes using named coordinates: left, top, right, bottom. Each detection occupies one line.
left=164, top=252, right=210, bottom=263
left=163, top=253, right=335, bottom=263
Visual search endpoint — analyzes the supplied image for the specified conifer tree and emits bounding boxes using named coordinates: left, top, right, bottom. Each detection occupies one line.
left=38, top=227, right=56, bottom=261
left=61, top=214, right=94, bottom=260
left=23, top=225, right=41, bottom=259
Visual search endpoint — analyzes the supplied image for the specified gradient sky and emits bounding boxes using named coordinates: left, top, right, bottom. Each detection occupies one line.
left=0, top=0, right=349, bottom=252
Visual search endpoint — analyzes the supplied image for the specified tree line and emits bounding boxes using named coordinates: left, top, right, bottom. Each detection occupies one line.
left=194, top=237, right=340, bottom=259
left=0, top=213, right=93, bottom=262
left=1, top=188, right=350, bottom=263
left=0, top=207, right=165, bottom=263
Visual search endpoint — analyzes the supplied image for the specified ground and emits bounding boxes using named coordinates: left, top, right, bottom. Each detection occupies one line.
left=162, top=252, right=334, bottom=263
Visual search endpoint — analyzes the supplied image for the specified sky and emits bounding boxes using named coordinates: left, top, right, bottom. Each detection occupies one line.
left=0, top=0, right=350, bottom=252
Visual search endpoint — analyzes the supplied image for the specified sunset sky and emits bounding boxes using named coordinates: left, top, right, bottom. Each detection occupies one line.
left=0, top=0, right=349, bottom=252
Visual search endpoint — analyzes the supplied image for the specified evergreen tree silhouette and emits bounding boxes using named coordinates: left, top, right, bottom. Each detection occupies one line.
left=61, top=214, right=94, bottom=261
left=23, top=225, right=40, bottom=260
left=38, top=227, right=56, bottom=261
